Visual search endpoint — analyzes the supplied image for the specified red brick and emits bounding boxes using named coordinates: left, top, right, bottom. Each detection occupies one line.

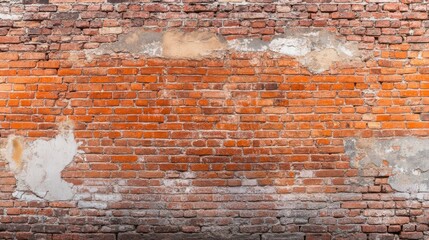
left=342, top=202, right=367, bottom=209
left=111, top=155, right=138, bottom=163
left=0, top=36, right=20, bottom=43
left=362, top=225, right=387, bottom=233
left=400, top=232, right=424, bottom=239
left=379, top=36, right=403, bottom=44
left=0, top=53, right=19, bottom=60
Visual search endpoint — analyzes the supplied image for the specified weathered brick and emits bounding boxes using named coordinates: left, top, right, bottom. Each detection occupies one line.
left=0, top=0, right=429, bottom=239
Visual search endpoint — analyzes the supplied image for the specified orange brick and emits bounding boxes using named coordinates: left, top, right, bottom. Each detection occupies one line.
left=0, top=53, right=19, bottom=60
left=111, top=155, right=138, bottom=163
left=10, top=122, right=38, bottom=129
left=58, top=69, right=82, bottom=76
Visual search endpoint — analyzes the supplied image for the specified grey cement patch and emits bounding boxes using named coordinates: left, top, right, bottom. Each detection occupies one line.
left=228, top=38, right=269, bottom=52
left=346, top=137, right=429, bottom=193
left=2, top=122, right=82, bottom=201
left=86, top=30, right=163, bottom=60
left=86, top=28, right=366, bottom=74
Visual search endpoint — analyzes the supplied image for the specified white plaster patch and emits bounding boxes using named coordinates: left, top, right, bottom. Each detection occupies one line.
left=78, top=201, right=108, bottom=209
left=3, top=127, right=82, bottom=201
left=228, top=38, right=269, bottom=52
left=94, top=193, right=122, bottom=202
left=140, top=41, right=163, bottom=57
left=268, top=38, right=312, bottom=57
left=86, top=28, right=366, bottom=74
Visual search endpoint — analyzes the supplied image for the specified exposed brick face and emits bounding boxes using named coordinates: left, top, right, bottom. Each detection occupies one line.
left=0, top=0, right=429, bottom=239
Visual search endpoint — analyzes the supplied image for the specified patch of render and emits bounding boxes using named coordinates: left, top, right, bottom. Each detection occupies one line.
left=86, top=28, right=366, bottom=74
left=162, top=31, right=227, bottom=59
left=1, top=123, right=83, bottom=201
left=86, top=29, right=227, bottom=60
left=86, top=30, right=163, bottom=61
left=229, top=28, right=367, bottom=73
left=227, top=38, right=269, bottom=52
left=345, top=137, right=429, bottom=193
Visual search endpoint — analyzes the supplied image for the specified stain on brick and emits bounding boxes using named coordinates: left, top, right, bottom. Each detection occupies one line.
left=11, top=138, right=23, bottom=170
left=236, top=28, right=367, bottom=73
left=421, top=113, right=429, bottom=121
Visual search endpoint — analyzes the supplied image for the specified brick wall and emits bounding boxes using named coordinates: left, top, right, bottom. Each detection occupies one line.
left=1, top=0, right=429, bottom=239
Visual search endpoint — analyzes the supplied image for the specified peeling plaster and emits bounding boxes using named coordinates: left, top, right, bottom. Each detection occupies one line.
left=269, top=37, right=312, bottom=57
left=300, top=49, right=341, bottom=74
left=162, top=31, right=227, bottom=59
left=0, top=13, right=22, bottom=20
left=346, top=137, right=429, bottom=193
left=85, top=28, right=367, bottom=74
left=2, top=123, right=82, bottom=201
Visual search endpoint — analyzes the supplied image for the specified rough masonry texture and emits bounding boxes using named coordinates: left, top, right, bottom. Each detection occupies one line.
left=1, top=0, right=429, bottom=239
